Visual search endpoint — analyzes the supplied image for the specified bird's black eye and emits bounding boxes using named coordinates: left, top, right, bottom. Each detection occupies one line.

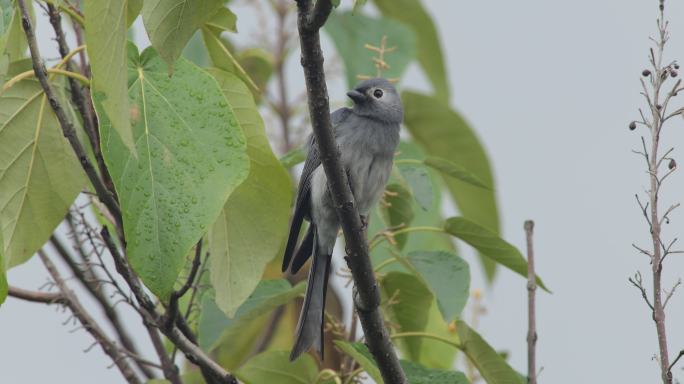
left=373, top=89, right=384, bottom=98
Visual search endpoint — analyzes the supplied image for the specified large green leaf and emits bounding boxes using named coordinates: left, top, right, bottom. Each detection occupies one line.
left=373, top=0, right=449, bottom=100
left=381, top=272, right=432, bottom=361
left=204, top=7, right=237, bottom=34
left=236, top=351, right=319, bottom=384
left=198, top=279, right=305, bottom=351
left=84, top=0, right=135, bottom=152
left=424, top=156, right=491, bottom=190
left=0, top=221, right=6, bottom=305
left=402, top=91, right=499, bottom=281
left=456, top=321, right=525, bottom=384
left=1, top=5, right=28, bottom=61
left=397, top=164, right=433, bottom=211
left=98, top=46, right=249, bottom=299
left=206, top=68, right=292, bottom=317
left=401, top=360, right=470, bottom=384
left=127, top=0, right=142, bottom=26
left=444, top=217, right=549, bottom=292
left=406, top=250, right=469, bottom=322
left=142, top=0, right=224, bottom=66
left=334, top=341, right=383, bottom=383
left=324, top=11, right=416, bottom=90
left=0, top=77, right=84, bottom=268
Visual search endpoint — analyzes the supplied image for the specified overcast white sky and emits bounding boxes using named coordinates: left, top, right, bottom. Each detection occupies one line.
left=2, top=1, right=684, bottom=383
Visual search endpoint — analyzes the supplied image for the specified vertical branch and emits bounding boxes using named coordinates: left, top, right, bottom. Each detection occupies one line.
left=294, top=0, right=406, bottom=382
left=524, top=220, right=537, bottom=384
left=631, top=2, right=683, bottom=382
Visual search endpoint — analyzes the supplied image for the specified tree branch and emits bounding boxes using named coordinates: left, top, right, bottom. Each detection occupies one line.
left=50, top=234, right=157, bottom=380
left=8, top=286, right=66, bottom=304
left=45, top=3, right=117, bottom=198
left=100, top=228, right=236, bottom=384
left=38, top=251, right=141, bottom=384
left=294, top=0, right=406, bottom=382
left=17, top=0, right=122, bottom=227
left=524, top=220, right=538, bottom=384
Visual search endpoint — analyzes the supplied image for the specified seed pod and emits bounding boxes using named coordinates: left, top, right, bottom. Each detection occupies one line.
left=671, top=70, right=678, bottom=78
left=669, top=158, right=677, bottom=170
left=629, top=121, right=637, bottom=130
left=642, top=69, right=652, bottom=77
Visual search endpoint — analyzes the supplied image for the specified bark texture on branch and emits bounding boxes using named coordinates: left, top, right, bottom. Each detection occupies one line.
left=294, top=1, right=406, bottom=382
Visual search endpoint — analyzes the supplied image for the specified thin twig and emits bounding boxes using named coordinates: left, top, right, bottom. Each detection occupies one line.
left=38, top=251, right=141, bottom=384
left=49, top=234, right=157, bottom=380
left=294, top=0, right=406, bottom=382
left=524, top=220, right=538, bottom=384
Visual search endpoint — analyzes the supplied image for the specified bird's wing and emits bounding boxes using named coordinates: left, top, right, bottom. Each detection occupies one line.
left=282, top=107, right=352, bottom=272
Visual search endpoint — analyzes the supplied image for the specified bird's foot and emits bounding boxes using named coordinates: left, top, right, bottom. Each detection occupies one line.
left=360, top=215, right=369, bottom=231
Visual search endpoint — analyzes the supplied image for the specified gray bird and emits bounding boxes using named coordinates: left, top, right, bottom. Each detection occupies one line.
left=282, top=78, right=403, bottom=361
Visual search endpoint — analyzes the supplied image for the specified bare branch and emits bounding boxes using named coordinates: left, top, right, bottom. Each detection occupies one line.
left=38, top=251, right=141, bottom=384
left=8, top=286, right=66, bottom=305
left=524, top=220, right=538, bottom=384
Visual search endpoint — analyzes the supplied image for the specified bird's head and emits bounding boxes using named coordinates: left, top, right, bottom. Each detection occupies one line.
left=346, top=78, right=403, bottom=124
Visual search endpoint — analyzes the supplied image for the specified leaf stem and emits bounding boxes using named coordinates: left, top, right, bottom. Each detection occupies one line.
left=390, top=331, right=461, bottom=349
left=1, top=68, right=90, bottom=94
left=369, top=226, right=445, bottom=249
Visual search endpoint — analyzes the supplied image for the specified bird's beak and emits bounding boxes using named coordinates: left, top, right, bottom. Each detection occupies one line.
left=346, top=90, right=366, bottom=104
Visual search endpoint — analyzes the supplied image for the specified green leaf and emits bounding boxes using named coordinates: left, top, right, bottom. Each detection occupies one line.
left=0, top=77, right=84, bottom=268
left=236, top=351, right=319, bottom=384
left=205, top=7, right=237, bottom=34
left=334, top=341, right=383, bottom=383
left=424, top=156, right=491, bottom=190
left=237, top=48, right=273, bottom=102
left=456, top=321, right=525, bottom=384
left=352, top=0, right=367, bottom=13
left=202, top=27, right=260, bottom=93
left=181, top=30, right=210, bottom=67
left=142, top=0, right=224, bottom=66
left=206, top=68, right=292, bottom=317
left=1, top=5, right=28, bottom=61
left=397, top=164, right=433, bottom=211
left=406, top=250, right=469, bottom=322
left=324, top=11, right=416, bottom=90
left=401, top=360, right=470, bottom=384
left=381, top=272, right=432, bottom=361
left=0, top=222, right=6, bottom=305
left=280, top=146, right=306, bottom=168
left=373, top=0, right=449, bottom=100
left=84, top=0, right=136, bottom=152
left=198, top=279, right=305, bottom=351
left=444, top=217, right=549, bottom=292
left=127, top=0, right=143, bottom=26
left=98, top=46, right=249, bottom=299
left=380, top=183, right=414, bottom=249
left=402, top=91, right=499, bottom=281
left=331, top=0, right=341, bottom=7
left=337, top=342, right=468, bottom=384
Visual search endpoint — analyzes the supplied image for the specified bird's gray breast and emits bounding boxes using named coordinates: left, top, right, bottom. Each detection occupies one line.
left=336, top=114, right=400, bottom=215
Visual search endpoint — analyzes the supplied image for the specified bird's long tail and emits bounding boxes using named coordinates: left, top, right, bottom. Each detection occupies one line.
left=290, top=228, right=332, bottom=361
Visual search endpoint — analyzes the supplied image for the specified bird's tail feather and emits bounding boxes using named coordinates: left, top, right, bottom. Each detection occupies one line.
left=290, top=228, right=332, bottom=361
